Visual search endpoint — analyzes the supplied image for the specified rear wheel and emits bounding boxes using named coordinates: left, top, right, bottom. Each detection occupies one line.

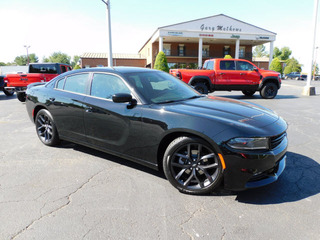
left=17, top=92, right=26, bottom=102
left=3, top=88, right=14, bottom=96
left=242, top=90, right=255, bottom=96
left=193, top=82, right=208, bottom=94
left=35, top=109, right=60, bottom=146
left=163, top=136, right=222, bottom=195
left=260, top=82, right=278, bottom=99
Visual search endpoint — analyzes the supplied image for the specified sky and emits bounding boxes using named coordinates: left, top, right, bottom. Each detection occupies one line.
left=0, top=0, right=319, bottom=71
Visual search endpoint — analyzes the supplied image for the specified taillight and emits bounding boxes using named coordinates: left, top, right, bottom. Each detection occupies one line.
left=4, top=77, right=8, bottom=83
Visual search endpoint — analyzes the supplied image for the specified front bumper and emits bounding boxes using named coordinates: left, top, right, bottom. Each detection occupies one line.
left=222, top=132, right=287, bottom=191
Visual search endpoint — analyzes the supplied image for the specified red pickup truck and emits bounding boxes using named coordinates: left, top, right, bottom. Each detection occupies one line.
left=169, top=59, right=281, bottom=99
left=4, top=63, right=71, bottom=102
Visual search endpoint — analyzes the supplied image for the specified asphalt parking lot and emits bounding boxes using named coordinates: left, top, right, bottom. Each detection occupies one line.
left=1, top=79, right=320, bottom=240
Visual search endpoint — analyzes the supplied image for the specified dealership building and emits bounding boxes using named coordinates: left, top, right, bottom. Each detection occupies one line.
left=81, top=14, right=276, bottom=69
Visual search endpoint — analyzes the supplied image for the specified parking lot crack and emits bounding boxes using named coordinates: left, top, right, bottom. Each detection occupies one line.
left=10, top=169, right=105, bottom=240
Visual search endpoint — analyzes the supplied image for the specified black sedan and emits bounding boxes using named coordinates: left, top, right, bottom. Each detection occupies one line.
left=26, top=67, right=288, bottom=195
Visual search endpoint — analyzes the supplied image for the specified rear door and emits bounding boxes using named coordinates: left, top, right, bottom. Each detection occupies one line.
left=48, top=73, right=89, bottom=142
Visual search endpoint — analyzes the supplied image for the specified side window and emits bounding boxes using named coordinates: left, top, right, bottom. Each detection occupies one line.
left=206, top=61, right=214, bottom=70
left=64, top=74, right=89, bottom=94
left=237, top=61, right=255, bottom=71
left=56, top=78, right=65, bottom=89
left=202, top=61, right=208, bottom=70
left=91, top=73, right=131, bottom=99
left=61, top=66, right=67, bottom=73
left=220, top=61, right=235, bottom=70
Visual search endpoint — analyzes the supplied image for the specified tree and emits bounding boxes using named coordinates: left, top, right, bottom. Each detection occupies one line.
left=273, top=46, right=292, bottom=61
left=312, top=63, right=319, bottom=76
left=71, top=55, right=80, bottom=68
left=154, top=51, right=169, bottom=72
left=224, top=55, right=233, bottom=59
left=14, top=53, right=39, bottom=65
left=253, top=45, right=267, bottom=57
left=270, top=57, right=282, bottom=73
left=283, top=58, right=301, bottom=74
left=43, top=52, right=71, bottom=64
left=0, top=62, right=6, bottom=66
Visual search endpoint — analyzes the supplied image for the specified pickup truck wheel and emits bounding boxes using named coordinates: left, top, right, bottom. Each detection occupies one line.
left=163, top=136, right=222, bottom=195
left=35, top=109, right=60, bottom=146
left=260, top=82, right=278, bottom=99
left=242, top=90, right=255, bottom=96
left=17, top=92, right=26, bottom=102
left=194, top=82, right=208, bottom=94
left=3, top=89, right=14, bottom=96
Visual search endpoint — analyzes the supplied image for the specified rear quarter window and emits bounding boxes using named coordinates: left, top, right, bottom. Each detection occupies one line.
left=64, top=74, right=89, bottom=94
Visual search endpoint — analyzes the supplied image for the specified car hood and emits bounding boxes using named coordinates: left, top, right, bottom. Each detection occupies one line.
left=164, top=96, right=279, bottom=128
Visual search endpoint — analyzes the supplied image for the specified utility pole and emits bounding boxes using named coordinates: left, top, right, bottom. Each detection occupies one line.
left=24, top=45, right=30, bottom=65
left=101, top=0, right=113, bottom=67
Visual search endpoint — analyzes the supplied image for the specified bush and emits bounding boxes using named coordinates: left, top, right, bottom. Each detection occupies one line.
left=154, top=51, right=169, bottom=72
left=224, top=55, right=233, bottom=59
left=270, top=57, right=282, bottom=73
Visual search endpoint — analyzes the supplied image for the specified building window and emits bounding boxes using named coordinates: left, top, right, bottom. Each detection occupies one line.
left=223, top=46, right=231, bottom=57
left=178, top=44, right=185, bottom=56
left=239, top=47, right=245, bottom=59
left=163, top=44, right=171, bottom=56
left=85, top=65, right=90, bottom=68
left=202, top=45, right=210, bottom=57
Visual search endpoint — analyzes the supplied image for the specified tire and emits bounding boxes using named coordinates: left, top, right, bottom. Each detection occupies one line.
left=163, top=136, right=222, bottom=195
left=242, top=90, right=255, bottom=96
left=3, top=88, right=14, bottom=96
left=260, top=82, right=278, bottom=99
left=17, top=92, right=26, bottom=102
left=35, top=109, right=60, bottom=146
left=193, top=82, right=208, bottom=94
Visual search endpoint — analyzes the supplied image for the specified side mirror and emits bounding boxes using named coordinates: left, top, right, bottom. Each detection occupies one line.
left=253, top=67, right=259, bottom=72
left=112, top=93, right=137, bottom=108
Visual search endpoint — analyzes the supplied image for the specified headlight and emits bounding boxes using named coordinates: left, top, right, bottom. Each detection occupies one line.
left=227, top=137, right=269, bottom=150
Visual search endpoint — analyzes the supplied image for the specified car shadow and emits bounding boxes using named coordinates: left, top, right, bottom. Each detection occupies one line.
left=233, top=151, right=320, bottom=204
left=58, top=141, right=166, bottom=179
left=0, top=94, right=16, bottom=101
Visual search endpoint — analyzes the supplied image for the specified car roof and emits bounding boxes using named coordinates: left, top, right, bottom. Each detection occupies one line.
left=68, top=67, right=158, bottom=75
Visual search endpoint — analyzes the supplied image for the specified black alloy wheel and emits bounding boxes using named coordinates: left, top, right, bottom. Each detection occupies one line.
left=35, top=109, right=60, bottom=146
left=193, top=82, right=208, bottom=94
left=260, top=82, right=278, bottom=99
left=163, top=136, right=222, bottom=195
left=242, top=90, right=256, bottom=96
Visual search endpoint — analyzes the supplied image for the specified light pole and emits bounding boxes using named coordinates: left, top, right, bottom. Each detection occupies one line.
left=24, top=45, right=30, bottom=65
left=101, top=0, right=113, bottom=67
left=303, top=0, right=318, bottom=95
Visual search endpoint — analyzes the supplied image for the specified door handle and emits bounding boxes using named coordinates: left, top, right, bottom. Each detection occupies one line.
left=240, top=73, right=245, bottom=75
left=219, top=73, right=225, bottom=75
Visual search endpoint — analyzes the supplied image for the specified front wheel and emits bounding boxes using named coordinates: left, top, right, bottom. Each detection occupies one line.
left=35, top=109, right=60, bottom=146
left=17, top=92, right=26, bottom=102
left=163, top=136, right=222, bottom=195
left=260, top=82, right=278, bottom=99
left=193, top=82, right=208, bottom=94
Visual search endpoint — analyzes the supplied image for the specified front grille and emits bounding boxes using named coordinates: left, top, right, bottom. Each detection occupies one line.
left=270, top=132, right=286, bottom=149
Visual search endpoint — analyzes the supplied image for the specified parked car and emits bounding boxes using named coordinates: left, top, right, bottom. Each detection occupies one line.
left=285, top=72, right=306, bottom=80
left=26, top=67, right=288, bottom=195
left=169, top=59, right=281, bottom=99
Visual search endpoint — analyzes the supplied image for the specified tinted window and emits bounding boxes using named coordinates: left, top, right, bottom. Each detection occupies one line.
left=237, top=61, right=255, bottom=71
left=29, top=64, right=58, bottom=74
left=90, top=73, right=130, bottom=99
left=206, top=61, right=214, bottom=70
left=64, top=74, right=88, bottom=94
left=220, top=61, right=235, bottom=70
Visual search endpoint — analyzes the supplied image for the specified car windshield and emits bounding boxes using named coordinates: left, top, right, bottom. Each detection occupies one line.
left=124, top=71, right=200, bottom=104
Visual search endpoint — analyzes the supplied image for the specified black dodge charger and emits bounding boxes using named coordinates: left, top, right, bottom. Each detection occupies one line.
left=26, top=67, right=288, bottom=195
